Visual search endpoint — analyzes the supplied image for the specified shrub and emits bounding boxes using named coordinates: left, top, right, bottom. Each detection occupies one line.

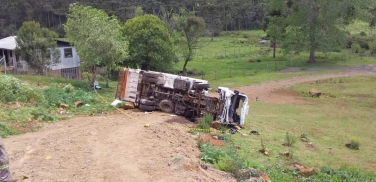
left=0, top=122, right=20, bottom=138
left=32, top=107, right=57, bottom=122
left=349, top=139, right=360, bottom=150
left=352, top=43, right=361, bottom=53
left=197, top=113, right=213, bottom=130
left=284, top=132, right=296, bottom=147
left=301, top=133, right=308, bottom=139
left=369, top=41, right=376, bottom=55
left=0, top=74, right=44, bottom=103
left=360, top=31, right=367, bottom=36
left=42, top=83, right=97, bottom=108
left=300, top=166, right=376, bottom=181
left=8, top=108, right=33, bottom=126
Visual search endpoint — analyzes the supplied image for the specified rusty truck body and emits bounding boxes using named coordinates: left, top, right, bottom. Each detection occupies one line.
left=115, top=68, right=249, bottom=126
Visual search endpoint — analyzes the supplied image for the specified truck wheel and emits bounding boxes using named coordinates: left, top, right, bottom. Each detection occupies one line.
left=143, top=77, right=158, bottom=84
left=143, top=72, right=160, bottom=78
left=140, top=99, right=156, bottom=106
left=139, top=104, right=155, bottom=111
left=194, top=83, right=210, bottom=90
left=159, top=100, right=174, bottom=113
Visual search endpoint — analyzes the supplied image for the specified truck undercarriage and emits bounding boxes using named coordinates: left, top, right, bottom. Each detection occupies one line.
left=115, top=68, right=249, bottom=126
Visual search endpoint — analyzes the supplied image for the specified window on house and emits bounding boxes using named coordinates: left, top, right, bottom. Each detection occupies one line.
left=64, top=48, right=73, bottom=58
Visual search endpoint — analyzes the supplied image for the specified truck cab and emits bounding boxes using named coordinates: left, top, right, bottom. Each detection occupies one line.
left=115, top=68, right=249, bottom=126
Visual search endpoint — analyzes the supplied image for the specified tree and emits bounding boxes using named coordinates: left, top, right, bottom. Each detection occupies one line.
left=265, top=0, right=287, bottom=58
left=173, top=10, right=206, bottom=74
left=16, top=21, right=60, bottom=74
left=122, top=14, right=174, bottom=71
left=64, top=3, right=128, bottom=85
left=276, top=0, right=374, bottom=63
left=198, top=3, right=222, bottom=41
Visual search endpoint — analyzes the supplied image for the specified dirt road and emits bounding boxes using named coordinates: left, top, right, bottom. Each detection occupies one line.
left=234, top=70, right=375, bottom=104
left=3, top=68, right=376, bottom=182
left=3, top=113, right=236, bottom=182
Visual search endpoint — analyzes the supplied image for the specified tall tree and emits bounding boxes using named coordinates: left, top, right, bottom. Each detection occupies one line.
left=16, top=21, right=60, bottom=74
left=64, top=3, right=128, bottom=84
left=265, top=0, right=287, bottom=58
left=122, top=15, right=174, bottom=71
left=173, top=10, right=206, bottom=74
left=198, top=3, right=222, bottom=40
left=278, top=0, right=374, bottom=63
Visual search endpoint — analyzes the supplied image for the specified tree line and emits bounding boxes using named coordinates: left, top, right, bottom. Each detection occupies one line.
left=0, top=0, right=267, bottom=38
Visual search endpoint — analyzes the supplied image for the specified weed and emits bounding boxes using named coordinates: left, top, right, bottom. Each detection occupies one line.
left=0, top=122, right=20, bottom=138
left=284, top=132, right=296, bottom=147
left=260, top=139, right=267, bottom=152
left=299, top=166, right=376, bottom=181
left=8, top=108, right=33, bottom=127
left=348, top=139, right=360, bottom=150
left=197, top=113, right=213, bottom=130
left=0, top=74, right=44, bottom=103
left=301, top=133, right=308, bottom=139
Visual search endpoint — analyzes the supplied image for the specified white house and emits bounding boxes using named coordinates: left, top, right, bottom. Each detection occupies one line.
left=0, top=36, right=81, bottom=78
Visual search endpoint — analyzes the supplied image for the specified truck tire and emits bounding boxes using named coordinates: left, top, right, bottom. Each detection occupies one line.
left=143, top=72, right=160, bottom=78
left=143, top=76, right=158, bottom=84
left=139, top=104, right=155, bottom=111
left=140, top=99, right=156, bottom=106
left=159, top=100, right=174, bottom=113
left=194, top=83, right=210, bottom=90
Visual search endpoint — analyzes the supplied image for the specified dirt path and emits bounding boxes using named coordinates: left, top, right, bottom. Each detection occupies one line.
left=234, top=70, right=376, bottom=104
left=4, top=113, right=236, bottom=182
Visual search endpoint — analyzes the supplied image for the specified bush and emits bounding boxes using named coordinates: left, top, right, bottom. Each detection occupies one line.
left=42, top=83, right=97, bottom=108
left=284, top=132, right=296, bottom=147
left=349, top=139, right=360, bottom=150
left=360, top=31, right=367, bottom=36
left=369, top=41, right=376, bottom=55
left=0, top=74, right=44, bottom=103
left=0, top=122, right=20, bottom=138
left=197, top=114, right=213, bottom=130
left=352, top=43, right=361, bottom=53
left=300, top=166, right=376, bottom=181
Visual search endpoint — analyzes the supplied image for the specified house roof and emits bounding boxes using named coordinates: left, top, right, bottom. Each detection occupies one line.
left=0, top=36, right=17, bottom=50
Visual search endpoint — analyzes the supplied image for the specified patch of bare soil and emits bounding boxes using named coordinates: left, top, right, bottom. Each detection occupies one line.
left=3, top=113, right=236, bottom=182
left=233, top=71, right=375, bottom=104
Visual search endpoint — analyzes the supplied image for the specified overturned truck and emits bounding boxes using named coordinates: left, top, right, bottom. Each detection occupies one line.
left=115, top=68, right=249, bottom=126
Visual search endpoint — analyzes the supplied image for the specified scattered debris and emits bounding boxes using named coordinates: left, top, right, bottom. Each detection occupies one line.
left=212, top=121, right=221, bottom=130
left=59, top=103, right=69, bottom=109
left=234, top=125, right=242, bottom=130
left=85, top=104, right=90, bottom=106
left=144, top=111, right=152, bottom=114
left=242, top=168, right=271, bottom=182
left=229, top=128, right=240, bottom=134
left=74, top=101, right=84, bottom=107
left=250, top=131, right=260, bottom=135
left=280, top=151, right=290, bottom=157
left=111, top=99, right=123, bottom=107
left=170, top=114, right=177, bottom=117
left=309, top=89, right=321, bottom=97
left=241, top=134, right=248, bottom=137
left=97, top=110, right=103, bottom=114
left=123, top=102, right=135, bottom=110
left=59, top=111, right=67, bottom=115
left=301, top=138, right=308, bottom=142
left=213, top=136, right=218, bottom=140
left=285, top=164, right=315, bottom=177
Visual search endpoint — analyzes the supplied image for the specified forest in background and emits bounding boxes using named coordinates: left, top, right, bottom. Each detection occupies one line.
left=0, top=0, right=268, bottom=38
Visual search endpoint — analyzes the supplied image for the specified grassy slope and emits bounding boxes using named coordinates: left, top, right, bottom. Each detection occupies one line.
left=231, top=76, right=376, bottom=174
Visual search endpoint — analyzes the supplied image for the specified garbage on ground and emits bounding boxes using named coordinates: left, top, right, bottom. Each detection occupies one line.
left=74, top=101, right=84, bottom=107
left=241, top=134, right=248, bottom=137
left=144, top=111, right=152, bottom=114
left=170, top=115, right=177, bottom=117
left=229, top=128, right=240, bottom=134
left=250, top=131, right=260, bottom=135
left=97, top=110, right=103, bottom=114
left=85, top=104, right=90, bottom=107
left=123, top=102, right=135, bottom=110
left=111, top=99, right=123, bottom=107
left=59, top=103, right=69, bottom=109
left=91, top=81, right=101, bottom=90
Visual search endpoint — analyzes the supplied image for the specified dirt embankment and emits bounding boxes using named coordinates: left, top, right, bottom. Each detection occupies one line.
left=3, top=113, right=236, bottom=182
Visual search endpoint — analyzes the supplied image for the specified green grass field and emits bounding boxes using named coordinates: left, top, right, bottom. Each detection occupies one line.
left=228, top=76, right=376, bottom=177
